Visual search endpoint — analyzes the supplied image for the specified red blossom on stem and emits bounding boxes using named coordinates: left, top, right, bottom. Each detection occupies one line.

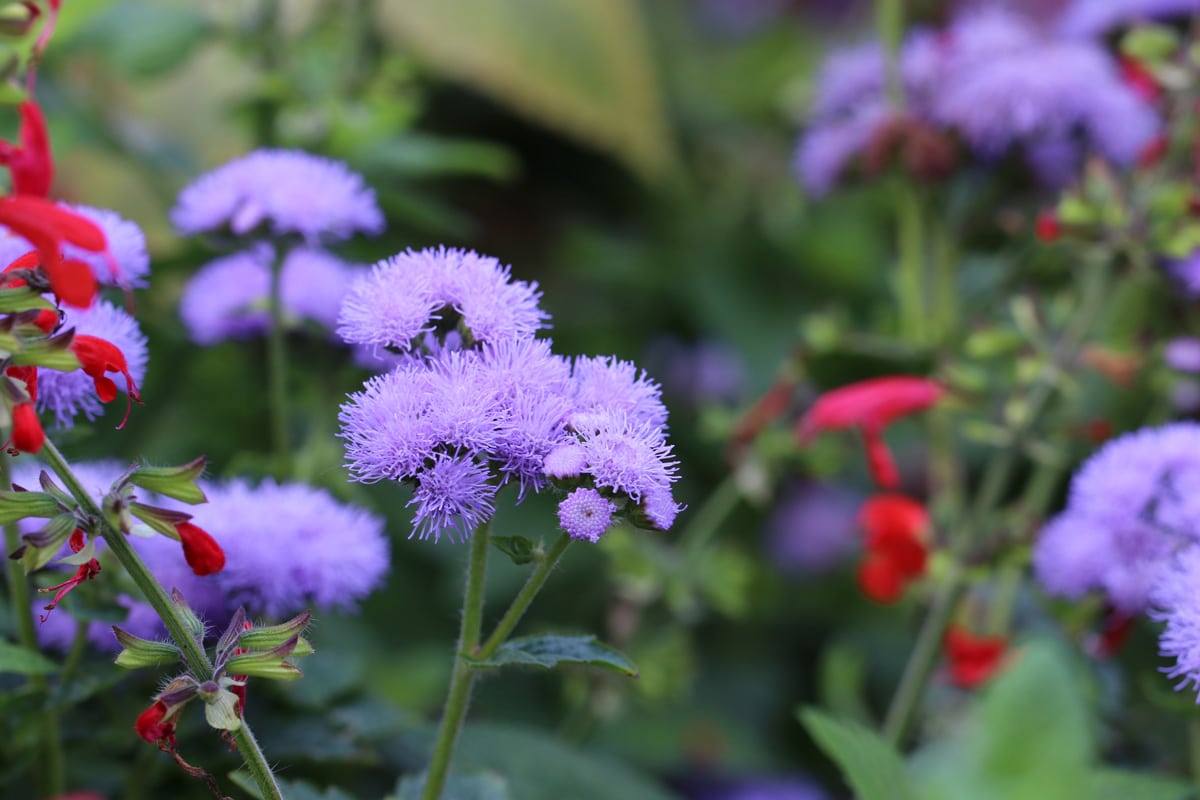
left=0, top=195, right=105, bottom=307
left=1120, top=56, right=1162, bottom=103
left=10, top=401, right=43, bottom=453
left=1035, top=210, right=1060, bottom=242
left=797, top=376, right=943, bottom=489
left=175, top=521, right=225, bottom=576
left=854, top=494, right=930, bottom=603
left=134, top=699, right=177, bottom=747
left=0, top=100, right=54, bottom=196
left=944, top=625, right=1008, bottom=688
left=70, top=335, right=142, bottom=428
left=37, top=557, right=100, bottom=622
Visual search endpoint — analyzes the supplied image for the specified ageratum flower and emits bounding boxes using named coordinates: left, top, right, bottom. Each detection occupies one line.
left=171, top=148, right=384, bottom=243
left=1033, top=423, right=1200, bottom=612
left=1058, top=0, right=1200, bottom=38
left=766, top=482, right=861, bottom=575
left=39, top=301, right=147, bottom=428
left=557, top=488, right=616, bottom=543
left=337, top=247, right=548, bottom=353
left=180, top=247, right=359, bottom=344
left=1153, top=545, right=1200, bottom=696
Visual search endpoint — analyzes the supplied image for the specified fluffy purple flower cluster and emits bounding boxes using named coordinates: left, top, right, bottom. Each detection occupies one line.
left=179, top=246, right=361, bottom=344
left=171, top=149, right=384, bottom=243
left=338, top=246, right=681, bottom=543
left=796, top=8, right=1160, bottom=195
left=1058, top=0, right=1200, bottom=38
left=39, top=300, right=148, bottom=428
left=33, top=463, right=389, bottom=650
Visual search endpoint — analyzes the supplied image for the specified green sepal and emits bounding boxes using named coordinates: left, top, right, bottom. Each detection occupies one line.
left=11, top=330, right=80, bottom=371
left=112, top=626, right=182, bottom=669
left=128, top=457, right=208, bottom=504
left=236, top=610, right=311, bottom=652
left=0, top=286, right=50, bottom=314
left=224, top=634, right=304, bottom=680
left=0, top=489, right=62, bottom=524
left=18, top=514, right=77, bottom=573
left=129, top=501, right=191, bottom=539
left=170, top=588, right=207, bottom=643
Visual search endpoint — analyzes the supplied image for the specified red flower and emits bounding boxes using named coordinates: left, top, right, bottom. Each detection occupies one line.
left=70, top=335, right=142, bottom=428
left=1120, top=56, right=1161, bottom=103
left=797, top=376, right=943, bottom=489
left=134, top=699, right=176, bottom=747
left=854, top=494, right=930, bottom=604
left=944, top=626, right=1007, bottom=688
left=0, top=195, right=105, bottom=307
left=10, top=402, right=43, bottom=453
left=0, top=100, right=54, bottom=196
left=175, top=521, right=225, bottom=576
left=1035, top=210, right=1060, bottom=242
left=1138, top=136, right=1168, bottom=169
left=36, top=558, right=100, bottom=622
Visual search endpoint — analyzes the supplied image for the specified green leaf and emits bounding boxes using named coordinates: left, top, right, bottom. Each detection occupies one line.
left=229, top=773, right=359, bottom=800
left=361, top=135, right=519, bottom=182
left=0, top=491, right=61, bottom=524
left=466, top=634, right=637, bottom=677
left=799, top=707, right=919, bottom=800
left=395, top=771, right=510, bottom=800
left=0, top=639, right=58, bottom=675
left=1087, top=770, right=1194, bottom=800
left=377, top=0, right=675, bottom=181
left=77, top=2, right=211, bottom=77
left=490, top=535, right=536, bottom=566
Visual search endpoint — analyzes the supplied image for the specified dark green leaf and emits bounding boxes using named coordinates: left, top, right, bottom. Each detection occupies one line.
left=362, top=135, right=519, bottom=182
left=491, top=535, right=536, bottom=566
left=395, top=771, right=510, bottom=800
left=0, top=639, right=58, bottom=675
left=1088, top=770, right=1194, bottom=800
left=466, top=634, right=637, bottom=677
left=228, top=773, right=358, bottom=800
left=799, top=707, right=918, bottom=800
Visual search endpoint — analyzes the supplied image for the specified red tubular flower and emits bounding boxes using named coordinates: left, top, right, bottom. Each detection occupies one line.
left=70, top=335, right=142, bottom=427
left=11, top=402, right=44, bottom=453
left=134, top=699, right=176, bottom=746
left=1035, top=210, right=1060, bottom=242
left=856, top=554, right=904, bottom=604
left=37, top=558, right=100, bottom=622
left=0, top=195, right=105, bottom=307
left=944, top=626, right=1008, bottom=688
left=0, top=100, right=54, bottom=196
left=797, top=376, right=943, bottom=489
left=175, top=521, right=225, bottom=576
left=7, top=364, right=37, bottom=403
left=854, top=493, right=930, bottom=604
left=1120, top=56, right=1162, bottom=103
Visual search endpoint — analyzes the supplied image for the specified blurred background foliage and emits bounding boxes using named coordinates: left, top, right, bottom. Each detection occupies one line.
left=4, top=0, right=1186, bottom=798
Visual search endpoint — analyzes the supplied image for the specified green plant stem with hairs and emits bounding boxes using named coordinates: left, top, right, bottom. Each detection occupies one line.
left=38, top=440, right=284, bottom=800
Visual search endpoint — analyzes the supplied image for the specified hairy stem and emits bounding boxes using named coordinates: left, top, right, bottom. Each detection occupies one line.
left=422, top=523, right=492, bottom=800
left=478, top=533, right=572, bottom=660
left=267, top=251, right=291, bottom=477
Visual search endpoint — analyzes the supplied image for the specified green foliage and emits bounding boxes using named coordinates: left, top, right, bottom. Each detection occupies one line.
left=394, top=771, right=510, bottom=800
left=491, top=535, right=536, bottom=566
left=467, top=634, right=638, bottom=677
left=0, top=638, right=58, bottom=675
left=799, top=708, right=920, bottom=800
left=73, top=1, right=211, bottom=77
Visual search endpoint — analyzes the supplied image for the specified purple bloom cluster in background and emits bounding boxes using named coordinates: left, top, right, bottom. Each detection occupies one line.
left=795, top=7, right=1160, bottom=195
left=766, top=481, right=862, bottom=574
left=338, top=246, right=682, bottom=543
left=171, top=149, right=384, bottom=244
left=1058, top=0, right=1200, bottom=39
left=29, top=462, right=390, bottom=650
left=179, top=246, right=361, bottom=344
left=39, top=300, right=148, bottom=428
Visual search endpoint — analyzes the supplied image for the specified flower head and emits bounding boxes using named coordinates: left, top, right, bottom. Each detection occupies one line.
left=0, top=100, right=53, bottom=197
left=558, top=487, right=616, bottom=543
left=176, top=521, right=225, bottom=576
left=408, top=454, right=497, bottom=542
left=854, top=494, right=929, bottom=603
left=52, top=204, right=149, bottom=288
left=38, top=301, right=147, bottom=428
left=171, top=148, right=383, bottom=243
left=766, top=482, right=861, bottom=574
left=0, top=195, right=108, bottom=307
left=943, top=626, right=1008, bottom=688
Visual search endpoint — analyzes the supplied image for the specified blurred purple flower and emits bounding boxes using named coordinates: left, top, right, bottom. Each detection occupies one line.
left=180, top=246, right=359, bottom=344
left=1153, top=545, right=1200, bottom=695
left=647, top=338, right=747, bottom=408
left=682, top=774, right=829, bottom=800
left=338, top=247, right=548, bottom=353
left=767, top=482, right=862, bottom=574
left=1168, top=249, right=1200, bottom=298
left=1033, top=423, right=1200, bottom=612
left=39, top=300, right=148, bottom=428
left=1058, top=0, right=1200, bottom=38
left=172, top=148, right=384, bottom=243
left=1166, top=338, right=1200, bottom=373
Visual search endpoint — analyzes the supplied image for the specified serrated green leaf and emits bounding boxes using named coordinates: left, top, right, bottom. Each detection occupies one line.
left=395, top=770, right=510, bottom=800
left=0, top=639, right=58, bottom=675
left=799, top=707, right=918, bottom=800
left=1087, top=770, right=1193, bottom=800
left=378, top=0, right=674, bottom=181
left=490, top=535, right=536, bottom=565
left=466, top=634, right=637, bottom=677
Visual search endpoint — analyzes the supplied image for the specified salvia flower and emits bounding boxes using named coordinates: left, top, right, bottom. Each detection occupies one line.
left=2, top=203, right=151, bottom=289
left=337, top=246, right=548, bottom=353
left=943, top=626, right=1008, bottom=688
left=1034, top=423, right=1200, bottom=612
left=798, top=375, right=943, bottom=489
left=0, top=100, right=53, bottom=197
left=171, top=148, right=384, bottom=243
left=0, top=194, right=108, bottom=307
left=38, top=300, right=147, bottom=428
left=854, top=493, right=930, bottom=603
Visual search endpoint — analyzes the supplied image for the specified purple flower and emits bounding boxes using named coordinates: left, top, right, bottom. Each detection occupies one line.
left=1166, top=338, right=1200, bottom=373
left=171, top=148, right=384, bottom=243
left=338, top=247, right=549, bottom=353
left=1153, top=545, right=1200, bottom=695
left=39, top=301, right=148, bottom=428
left=1058, top=0, right=1200, bottom=38
left=766, top=482, right=861, bottom=574
left=544, top=443, right=587, bottom=479
left=180, top=247, right=359, bottom=344
left=682, top=775, right=829, bottom=800
left=568, top=355, right=668, bottom=430
left=409, top=454, right=497, bottom=542
left=557, top=487, right=616, bottom=542
left=1033, top=423, right=1200, bottom=612
left=647, top=338, right=747, bottom=408
left=1168, top=249, right=1200, bottom=298
left=572, top=411, right=679, bottom=506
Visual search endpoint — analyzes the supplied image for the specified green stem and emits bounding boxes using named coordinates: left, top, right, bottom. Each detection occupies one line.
left=876, top=0, right=906, bottom=109
left=422, top=523, right=492, bottom=800
left=896, top=183, right=926, bottom=346
left=881, top=569, right=966, bottom=746
left=680, top=475, right=740, bottom=558
left=267, top=251, right=291, bottom=477
left=1190, top=717, right=1200, bottom=787
left=930, top=216, right=958, bottom=346
left=253, top=0, right=282, bottom=147
left=38, top=440, right=283, bottom=800
left=478, top=533, right=572, bottom=660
